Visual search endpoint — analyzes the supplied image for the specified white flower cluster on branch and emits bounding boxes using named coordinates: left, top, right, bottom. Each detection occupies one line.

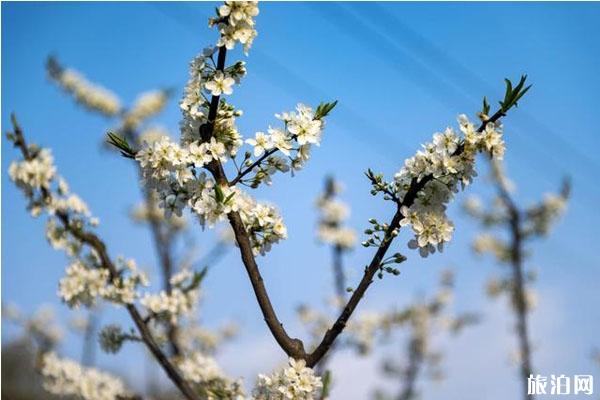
left=123, top=90, right=169, bottom=130
left=252, top=358, right=323, bottom=400
left=2, top=304, right=64, bottom=350
left=59, top=257, right=148, bottom=307
left=8, top=148, right=56, bottom=200
left=8, top=142, right=98, bottom=227
left=211, top=1, right=259, bottom=54
left=137, top=103, right=333, bottom=254
left=47, top=56, right=169, bottom=137
left=391, top=115, right=505, bottom=257
left=41, top=352, right=130, bottom=400
left=47, top=57, right=122, bottom=117
left=463, top=160, right=569, bottom=314
left=140, top=268, right=200, bottom=323
left=316, top=178, right=357, bottom=249
left=177, top=352, right=245, bottom=399
left=7, top=1, right=536, bottom=398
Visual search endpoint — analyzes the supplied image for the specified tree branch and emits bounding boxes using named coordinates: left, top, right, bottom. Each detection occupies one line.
left=398, top=335, right=424, bottom=400
left=229, top=147, right=278, bottom=186
left=9, top=116, right=201, bottom=400
left=199, top=62, right=514, bottom=366
left=493, top=165, right=534, bottom=400
left=304, top=109, right=509, bottom=367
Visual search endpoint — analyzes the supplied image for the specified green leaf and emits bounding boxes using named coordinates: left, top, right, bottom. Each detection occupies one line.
left=184, top=267, right=209, bottom=292
left=106, top=132, right=136, bottom=159
left=223, top=191, right=236, bottom=205
left=214, top=185, right=225, bottom=203
left=321, top=370, right=332, bottom=398
left=314, top=100, right=338, bottom=120
left=482, top=96, right=490, bottom=115
left=500, top=75, right=531, bottom=112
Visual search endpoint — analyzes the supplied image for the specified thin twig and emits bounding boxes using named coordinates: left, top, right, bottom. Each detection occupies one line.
left=495, top=169, right=534, bottom=400
left=229, top=147, right=278, bottom=186
left=398, top=336, right=424, bottom=400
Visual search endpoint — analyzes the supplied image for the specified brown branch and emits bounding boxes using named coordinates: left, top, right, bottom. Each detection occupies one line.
left=229, top=147, right=278, bottom=186
left=304, top=110, right=508, bottom=367
left=398, top=336, right=424, bottom=400
left=143, top=186, right=182, bottom=357
left=306, top=209, right=403, bottom=366
left=332, top=245, right=346, bottom=302
left=226, top=210, right=307, bottom=357
left=8, top=116, right=201, bottom=400
left=196, top=49, right=513, bottom=367
left=494, top=168, right=534, bottom=400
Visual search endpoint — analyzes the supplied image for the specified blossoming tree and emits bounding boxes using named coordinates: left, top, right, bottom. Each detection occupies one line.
left=7, top=2, right=531, bottom=399
left=463, top=161, right=569, bottom=400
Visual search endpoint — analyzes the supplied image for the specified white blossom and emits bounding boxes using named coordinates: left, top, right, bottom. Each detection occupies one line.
left=178, top=352, right=226, bottom=384
left=213, top=1, right=259, bottom=54
left=49, top=64, right=121, bottom=117
left=315, top=179, right=357, bottom=249
left=246, top=131, right=273, bottom=157
left=205, top=71, right=236, bottom=96
left=9, top=148, right=56, bottom=192
left=252, top=358, right=322, bottom=400
left=140, top=288, right=199, bottom=324
left=286, top=104, right=323, bottom=146
left=41, top=352, right=129, bottom=400
left=123, top=90, right=168, bottom=129
left=394, top=115, right=505, bottom=257
left=59, top=258, right=147, bottom=307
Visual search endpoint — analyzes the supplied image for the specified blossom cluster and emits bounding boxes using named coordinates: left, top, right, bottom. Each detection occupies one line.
left=179, top=47, right=245, bottom=151
left=48, top=57, right=171, bottom=144
left=59, top=257, right=148, bottom=307
left=211, top=1, right=259, bottom=54
left=525, top=192, right=568, bottom=236
left=8, top=136, right=160, bottom=325
left=252, top=358, right=323, bottom=400
left=485, top=276, right=539, bottom=311
left=2, top=304, right=64, bottom=350
left=133, top=2, right=335, bottom=256
left=177, top=321, right=239, bottom=354
left=140, top=269, right=200, bottom=323
left=394, top=115, right=505, bottom=257
left=176, top=351, right=245, bottom=399
left=240, top=103, right=328, bottom=187
left=8, top=144, right=99, bottom=229
left=136, top=135, right=289, bottom=255
left=315, top=178, right=357, bottom=249
left=47, top=58, right=122, bottom=117
left=8, top=147, right=56, bottom=195
left=41, top=352, right=129, bottom=400
left=463, top=161, right=568, bottom=242
left=178, top=352, right=226, bottom=384
left=122, top=90, right=169, bottom=130
left=131, top=192, right=187, bottom=231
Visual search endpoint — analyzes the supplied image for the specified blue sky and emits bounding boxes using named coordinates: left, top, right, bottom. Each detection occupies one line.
left=2, top=2, right=600, bottom=399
